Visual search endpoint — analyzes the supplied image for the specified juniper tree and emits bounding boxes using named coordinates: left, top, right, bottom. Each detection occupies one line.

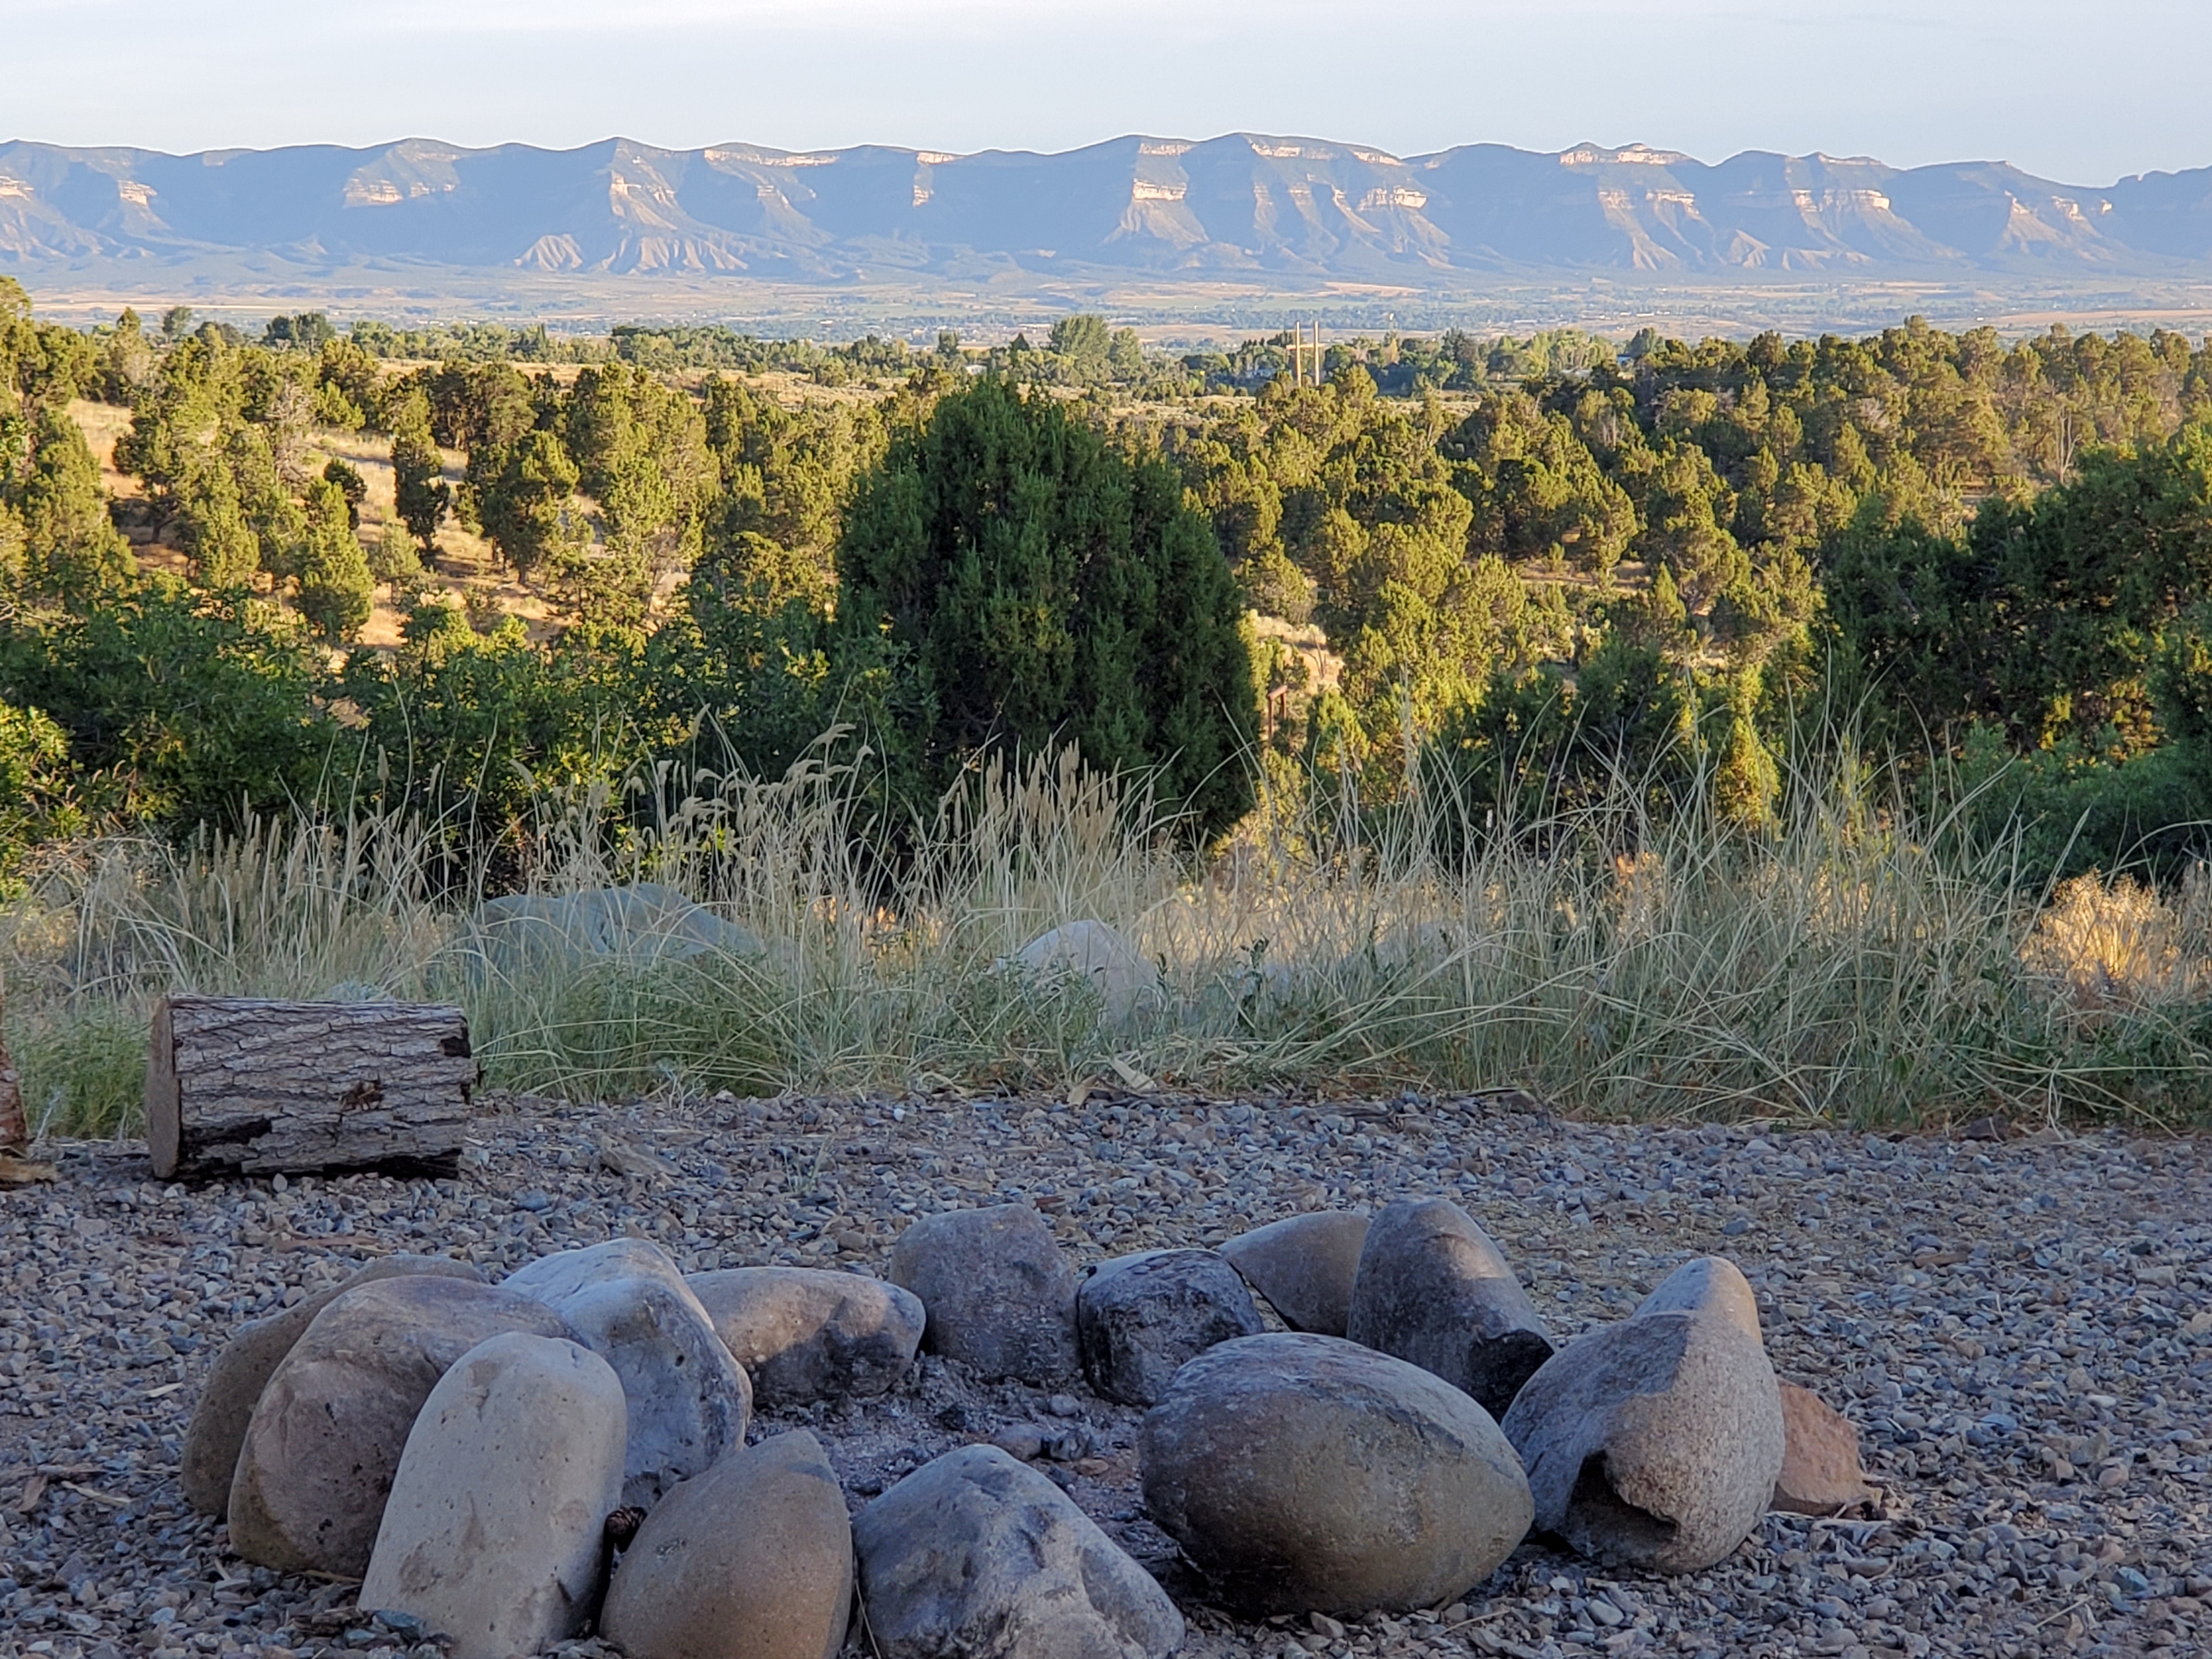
left=837, top=379, right=1256, bottom=839
left=14, top=409, right=132, bottom=605
left=295, top=478, right=375, bottom=644
left=477, top=429, right=588, bottom=582
left=388, top=390, right=451, bottom=552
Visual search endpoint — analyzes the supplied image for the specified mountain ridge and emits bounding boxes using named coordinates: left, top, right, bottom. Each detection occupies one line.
left=7, top=133, right=2212, bottom=286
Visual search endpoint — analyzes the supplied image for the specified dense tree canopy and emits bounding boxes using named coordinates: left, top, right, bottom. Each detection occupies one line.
left=839, top=380, right=1256, bottom=838
left=9, top=290, right=2212, bottom=886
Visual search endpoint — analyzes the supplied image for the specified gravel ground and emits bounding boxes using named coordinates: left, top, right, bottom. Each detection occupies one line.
left=2, top=1086, right=2208, bottom=1659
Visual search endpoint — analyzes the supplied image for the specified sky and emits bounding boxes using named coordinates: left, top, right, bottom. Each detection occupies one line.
left=1, top=0, right=2205, bottom=185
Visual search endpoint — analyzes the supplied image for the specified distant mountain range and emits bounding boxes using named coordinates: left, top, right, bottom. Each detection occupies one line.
left=8, top=133, right=2212, bottom=291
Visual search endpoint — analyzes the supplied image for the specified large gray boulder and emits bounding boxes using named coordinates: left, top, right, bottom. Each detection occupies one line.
left=1500, top=1256, right=1785, bottom=1572
left=1218, top=1212, right=1369, bottom=1336
left=687, top=1267, right=925, bottom=1407
left=1076, top=1249, right=1265, bottom=1407
left=854, top=1444, right=1183, bottom=1659
left=1007, top=921, right=1163, bottom=1026
left=359, top=1333, right=627, bottom=1659
left=227, top=1277, right=571, bottom=1576
left=602, top=1430, right=854, bottom=1659
left=181, top=1254, right=482, bottom=1517
left=887, top=1204, right=1080, bottom=1385
left=1139, top=1333, right=1532, bottom=1616
left=469, top=883, right=764, bottom=975
left=1344, top=1198, right=1554, bottom=1419
left=505, top=1239, right=752, bottom=1504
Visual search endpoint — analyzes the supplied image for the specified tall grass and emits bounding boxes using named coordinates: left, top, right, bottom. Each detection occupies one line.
left=5, top=735, right=2209, bottom=1139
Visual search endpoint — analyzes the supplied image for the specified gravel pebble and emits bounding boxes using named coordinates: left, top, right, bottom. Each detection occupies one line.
left=1, top=1087, right=2207, bottom=1658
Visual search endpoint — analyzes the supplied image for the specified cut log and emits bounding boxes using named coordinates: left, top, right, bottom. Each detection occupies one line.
left=146, top=996, right=477, bottom=1181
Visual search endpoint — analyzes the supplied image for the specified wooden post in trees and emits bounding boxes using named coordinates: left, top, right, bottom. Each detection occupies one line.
left=145, top=996, right=477, bottom=1181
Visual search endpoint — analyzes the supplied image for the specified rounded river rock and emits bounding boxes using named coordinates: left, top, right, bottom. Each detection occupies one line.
left=687, top=1266, right=924, bottom=1407
left=855, top=1443, right=1183, bottom=1659
left=602, top=1429, right=854, bottom=1659
left=1139, top=1331, right=1533, bottom=1616
left=887, top=1204, right=1080, bottom=1384
left=226, top=1276, right=571, bottom=1577
left=1076, top=1248, right=1265, bottom=1406
left=1218, top=1212, right=1369, bottom=1336
left=505, top=1238, right=753, bottom=1504
left=359, top=1332, right=627, bottom=1659
left=180, top=1254, right=482, bottom=1518
left=1344, top=1197, right=1554, bottom=1419
left=1500, top=1256, right=1785, bottom=1572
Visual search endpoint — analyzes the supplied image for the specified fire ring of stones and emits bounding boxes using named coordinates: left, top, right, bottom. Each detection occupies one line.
left=182, top=1197, right=1873, bottom=1657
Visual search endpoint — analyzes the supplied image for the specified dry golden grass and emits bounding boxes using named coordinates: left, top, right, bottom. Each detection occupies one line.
left=7, top=742, right=2209, bottom=1140
left=2024, top=869, right=2212, bottom=1011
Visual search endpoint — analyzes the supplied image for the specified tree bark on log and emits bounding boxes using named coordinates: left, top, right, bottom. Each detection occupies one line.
left=146, top=996, right=477, bottom=1181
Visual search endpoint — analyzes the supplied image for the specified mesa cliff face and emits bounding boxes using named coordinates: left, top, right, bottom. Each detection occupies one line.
left=3, top=132, right=2207, bottom=281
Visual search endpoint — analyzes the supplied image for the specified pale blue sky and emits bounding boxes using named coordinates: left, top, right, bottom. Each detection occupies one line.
left=1, top=0, right=2202, bottom=184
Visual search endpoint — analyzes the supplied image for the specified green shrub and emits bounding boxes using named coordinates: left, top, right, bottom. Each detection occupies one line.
left=837, top=380, right=1257, bottom=840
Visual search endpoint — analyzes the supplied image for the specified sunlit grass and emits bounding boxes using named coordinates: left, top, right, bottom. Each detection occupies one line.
left=6, top=735, right=2209, bottom=1139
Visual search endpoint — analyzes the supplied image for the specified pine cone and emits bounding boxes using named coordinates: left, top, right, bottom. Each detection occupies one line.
left=603, top=1505, right=647, bottom=1549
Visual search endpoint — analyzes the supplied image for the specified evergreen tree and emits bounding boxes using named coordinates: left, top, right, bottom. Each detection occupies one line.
left=262, top=312, right=336, bottom=353
left=98, top=307, right=154, bottom=404
left=0, top=698, right=80, bottom=891
left=1048, top=315, right=1111, bottom=377
left=369, top=521, right=424, bottom=592
left=470, top=428, right=584, bottom=580
left=565, top=363, right=713, bottom=564
left=294, top=478, right=375, bottom=644
left=321, top=458, right=366, bottom=528
left=178, top=471, right=261, bottom=590
left=389, top=389, right=452, bottom=553
left=1713, top=669, right=1781, bottom=832
left=837, top=380, right=1256, bottom=838
left=0, top=503, right=24, bottom=601
left=16, top=409, right=132, bottom=605
left=224, top=422, right=306, bottom=581
left=699, top=375, right=887, bottom=606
